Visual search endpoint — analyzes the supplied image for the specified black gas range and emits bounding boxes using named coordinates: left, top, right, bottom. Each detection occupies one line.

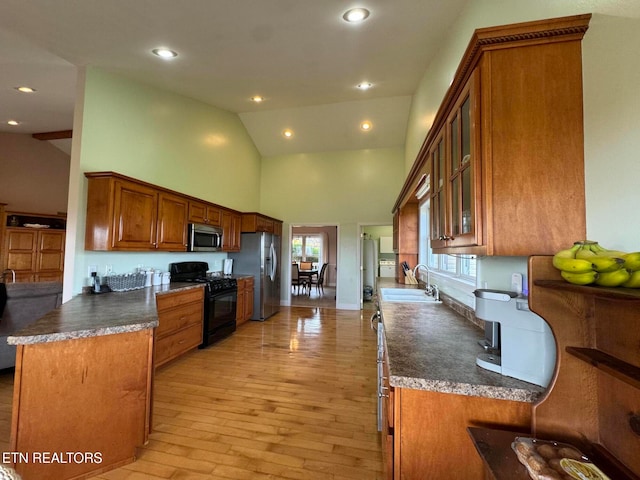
left=169, top=261, right=238, bottom=347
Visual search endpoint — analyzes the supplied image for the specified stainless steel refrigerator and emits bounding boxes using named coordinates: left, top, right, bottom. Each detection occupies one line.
left=229, top=232, right=281, bottom=321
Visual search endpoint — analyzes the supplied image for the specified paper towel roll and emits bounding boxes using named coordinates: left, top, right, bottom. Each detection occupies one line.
left=223, top=259, right=233, bottom=275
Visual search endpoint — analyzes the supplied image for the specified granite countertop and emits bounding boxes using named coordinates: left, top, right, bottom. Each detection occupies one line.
left=7, top=283, right=204, bottom=346
left=378, top=282, right=544, bottom=403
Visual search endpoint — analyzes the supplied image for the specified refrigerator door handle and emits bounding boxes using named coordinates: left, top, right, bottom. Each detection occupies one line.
left=269, top=242, right=277, bottom=281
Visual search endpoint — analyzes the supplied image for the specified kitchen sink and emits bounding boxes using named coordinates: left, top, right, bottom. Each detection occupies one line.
left=379, top=288, right=441, bottom=303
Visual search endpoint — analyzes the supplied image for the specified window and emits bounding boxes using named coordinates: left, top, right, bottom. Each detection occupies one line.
left=419, top=198, right=476, bottom=283
left=292, top=235, right=323, bottom=264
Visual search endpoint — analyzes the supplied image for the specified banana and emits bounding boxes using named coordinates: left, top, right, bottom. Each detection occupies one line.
left=553, top=257, right=596, bottom=273
left=594, top=268, right=631, bottom=287
left=574, top=245, right=622, bottom=272
left=554, top=244, right=582, bottom=259
left=621, top=252, right=640, bottom=271
left=553, top=244, right=595, bottom=273
left=561, top=270, right=598, bottom=286
left=589, top=256, right=624, bottom=273
left=589, top=243, right=628, bottom=258
left=622, top=270, right=640, bottom=288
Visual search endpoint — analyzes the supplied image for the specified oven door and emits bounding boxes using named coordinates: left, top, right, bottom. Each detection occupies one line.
left=202, top=287, right=237, bottom=347
left=210, top=288, right=237, bottom=327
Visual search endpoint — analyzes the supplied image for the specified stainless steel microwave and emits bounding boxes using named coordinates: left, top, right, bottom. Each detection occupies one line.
left=187, top=223, right=223, bottom=252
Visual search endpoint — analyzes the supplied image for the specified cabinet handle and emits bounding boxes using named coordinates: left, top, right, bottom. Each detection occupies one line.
left=630, top=413, right=640, bottom=437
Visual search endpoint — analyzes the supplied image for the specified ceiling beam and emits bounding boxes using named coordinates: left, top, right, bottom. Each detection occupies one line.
left=32, top=130, right=73, bottom=140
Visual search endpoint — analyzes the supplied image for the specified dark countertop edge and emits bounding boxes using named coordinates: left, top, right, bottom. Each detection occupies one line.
left=7, top=283, right=204, bottom=346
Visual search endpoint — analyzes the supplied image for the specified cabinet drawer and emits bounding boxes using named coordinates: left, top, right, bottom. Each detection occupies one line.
left=155, top=323, right=202, bottom=367
left=156, top=302, right=203, bottom=338
left=156, top=288, right=203, bottom=312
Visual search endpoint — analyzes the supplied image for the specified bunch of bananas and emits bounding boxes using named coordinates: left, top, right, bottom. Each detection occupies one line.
left=552, top=240, right=640, bottom=287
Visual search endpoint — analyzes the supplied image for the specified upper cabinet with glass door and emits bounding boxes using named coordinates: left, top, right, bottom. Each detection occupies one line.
left=434, top=72, right=480, bottom=250
left=415, top=15, right=591, bottom=256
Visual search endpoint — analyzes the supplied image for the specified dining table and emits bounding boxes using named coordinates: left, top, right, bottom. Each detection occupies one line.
left=298, top=268, right=318, bottom=294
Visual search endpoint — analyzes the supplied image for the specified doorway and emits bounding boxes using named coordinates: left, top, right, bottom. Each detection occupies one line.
left=289, top=225, right=337, bottom=308
left=360, top=224, right=394, bottom=310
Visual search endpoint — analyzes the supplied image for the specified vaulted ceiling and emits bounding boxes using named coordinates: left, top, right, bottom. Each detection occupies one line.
left=0, top=1, right=468, bottom=156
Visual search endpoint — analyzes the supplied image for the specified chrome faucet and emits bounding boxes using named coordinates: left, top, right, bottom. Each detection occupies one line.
left=413, top=264, right=440, bottom=301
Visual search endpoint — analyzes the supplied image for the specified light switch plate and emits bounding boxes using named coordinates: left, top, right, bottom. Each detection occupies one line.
left=88, top=265, right=98, bottom=276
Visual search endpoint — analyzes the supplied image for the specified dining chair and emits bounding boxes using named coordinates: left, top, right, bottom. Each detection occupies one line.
left=300, top=261, right=313, bottom=271
left=310, top=263, right=328, bottom=296
left=291, top=263, right=307, bottom=295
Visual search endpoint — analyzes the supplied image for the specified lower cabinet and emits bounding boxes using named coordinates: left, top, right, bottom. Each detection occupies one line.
left=236, top=277, right=254, bottom=326
left=155, top=287, right=204, bottom=368
left=381, top=330, right=531, bottom=479
left=386, top=387, right=531, bottom=479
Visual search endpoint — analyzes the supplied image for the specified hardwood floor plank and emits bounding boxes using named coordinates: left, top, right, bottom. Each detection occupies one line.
left=0, top=307, right=383, bottom=479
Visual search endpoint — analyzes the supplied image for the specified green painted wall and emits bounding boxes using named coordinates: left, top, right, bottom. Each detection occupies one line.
left=68, top=67, right=261, bottom=294
left=260, top=147, right=405, bottom=308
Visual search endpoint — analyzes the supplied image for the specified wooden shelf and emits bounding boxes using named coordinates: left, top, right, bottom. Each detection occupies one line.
left=534, top=280, right=640, bottom=301
left=566, top=347, right=640, bottom=390
left=468, top=427, right=640, bottom=480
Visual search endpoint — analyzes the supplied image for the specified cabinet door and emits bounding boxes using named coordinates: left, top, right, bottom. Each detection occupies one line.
left=188, top=201, right=208, bottom=224
left=429, top=130, right=447, bottom=249
left=4, top=229, right=36, bottom=274
left=112, top=180, right=158, bottom=250
left=222, top=211, right=241, bottom=252
left=157, top=192, right=188, bottom=251
left=244, top=278, right=254, bottom=321
left=445, top=73, right=480, bottom=248
left=235, top=279, right=246, bottom=325
left=37, top=230, right=65, bottom=273
left=188, top=201, right=221, bottom=226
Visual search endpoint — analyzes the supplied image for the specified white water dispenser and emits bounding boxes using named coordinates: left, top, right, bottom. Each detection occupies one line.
left=474, top=289, right=556, bottom=388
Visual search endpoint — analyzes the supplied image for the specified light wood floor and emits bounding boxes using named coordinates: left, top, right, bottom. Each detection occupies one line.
left=0, top=306, right=383, bottom=479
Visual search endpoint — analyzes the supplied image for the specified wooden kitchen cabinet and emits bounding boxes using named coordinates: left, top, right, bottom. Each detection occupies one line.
left=157, top=191, right=189, bottom=250
left=3, top=228, right=65, bottom=282
left=11, top=328, right=154, bottom=480
left=221, top=209, right=242, bottom=252
left=241, top=212, right=283, bottom=234
left=395, top=15, right=590, bottom=256
left=393, top=203, right=418, bottom=282
left=431, top=74, right=481, bottom=250
left=188, top=200, right=221, bottom=226
left=154, top=287, right=204, bottom=368
left=236, top=276, right=254, bottom=326
left=85, top=172, right=188, bottom=251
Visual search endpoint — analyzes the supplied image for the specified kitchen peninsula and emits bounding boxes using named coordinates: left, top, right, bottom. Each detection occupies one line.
left=376, top=280, right=543, bottom=479
left=6, top=283, right=203, bottom=480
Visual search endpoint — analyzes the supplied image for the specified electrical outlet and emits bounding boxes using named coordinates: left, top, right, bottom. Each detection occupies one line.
left=88, top=265, right=98, bottom=276
left=105, top=265, right=113, bottom=274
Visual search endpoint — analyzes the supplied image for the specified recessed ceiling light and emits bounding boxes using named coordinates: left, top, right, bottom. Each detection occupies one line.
left=357, top=82, right=373, bottom=90
left=15, top=86, right=36, bottom=93
left=343, top=8, right=370, bottom=23
left=250, top=96, right=264, bottom=103
left=7, top=120, right=20, bottom=126
left=360, top=121, right=372, bottom=131
left=282, top=129, right=294, bottom=138
left=152, top=48, right=178, bottom=59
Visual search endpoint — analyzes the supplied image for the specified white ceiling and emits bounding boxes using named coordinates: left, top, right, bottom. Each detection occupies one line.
left=0, top=0, right=468, bottom=157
